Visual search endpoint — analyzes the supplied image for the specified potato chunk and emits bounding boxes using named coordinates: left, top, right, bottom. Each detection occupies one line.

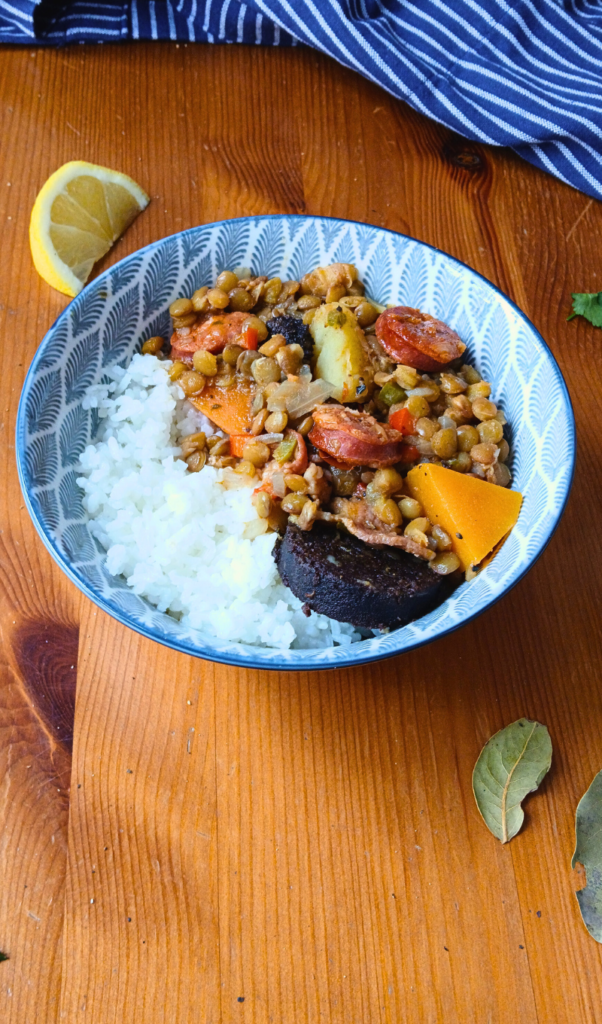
left=310, top=302, right=371, bottom=403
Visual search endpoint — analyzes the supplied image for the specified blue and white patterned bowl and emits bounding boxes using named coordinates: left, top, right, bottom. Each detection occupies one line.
left=16, top=216, right=575, bottom=670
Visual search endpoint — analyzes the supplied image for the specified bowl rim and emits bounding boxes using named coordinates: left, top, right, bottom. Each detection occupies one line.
left=16, top=213, right=576, bottom=671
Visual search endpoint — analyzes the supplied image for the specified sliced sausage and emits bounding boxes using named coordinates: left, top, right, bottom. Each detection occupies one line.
left=375, top=306, right=465, bottom=371
left=170, top=312, right=250, bottom=361
left=309, top=404, right=405, bottom=468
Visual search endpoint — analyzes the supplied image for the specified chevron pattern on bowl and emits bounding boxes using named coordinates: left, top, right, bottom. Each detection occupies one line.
left=16, top=216, right=575, bottom=669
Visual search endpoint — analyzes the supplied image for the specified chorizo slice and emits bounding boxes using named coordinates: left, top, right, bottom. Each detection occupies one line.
left=308, top=404, right=405, bottom=468
left=170, top=312, right=250, bottom=361
left=375, top=306, right=465, bottom=371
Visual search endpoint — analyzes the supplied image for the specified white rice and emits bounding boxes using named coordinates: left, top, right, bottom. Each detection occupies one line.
left=77, top=354, right=361, bottom=649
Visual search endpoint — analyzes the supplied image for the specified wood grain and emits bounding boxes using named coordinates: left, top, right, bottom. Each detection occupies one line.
left=0, top=40, right=601, bottom=1024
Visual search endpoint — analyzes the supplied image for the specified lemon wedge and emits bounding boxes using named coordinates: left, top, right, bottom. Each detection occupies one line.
left=29, top=161, right=150, bottom=297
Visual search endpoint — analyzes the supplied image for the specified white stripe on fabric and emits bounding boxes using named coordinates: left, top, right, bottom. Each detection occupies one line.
left=130, top=0, right=139, bottom=38
left=273, top=22, right=279, bottom=44
left=402, top=0, right=600, bottom=86
left=187, top=0, right=197, bottom=40
left=167, top=0, right=176, bottom=39
left=218, top=0, right=230, bottom=38
left=255, top=11, right=262, bottom=43
left=237, top=4, right=246, bottom=42
left=457, top=0, right=601, bottom=81
left=0, top=0, right=33, bottom=22
left=149, top=0, right=157, bottom=39
left=493, top=0, right=602, bottom=68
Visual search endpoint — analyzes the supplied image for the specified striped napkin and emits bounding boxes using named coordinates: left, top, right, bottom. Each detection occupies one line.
left=3, top=0, right=601, bottom=200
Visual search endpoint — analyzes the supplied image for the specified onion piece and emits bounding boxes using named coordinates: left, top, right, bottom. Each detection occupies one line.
left=253, top=433, right=284, bottom=444
left=271, top=472, right=286, bottom=498
left=267, top=377, right=336, bottom=419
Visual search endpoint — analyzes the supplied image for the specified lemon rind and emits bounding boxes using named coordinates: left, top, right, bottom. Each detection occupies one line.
left=29, top=160, right=150, bottom=297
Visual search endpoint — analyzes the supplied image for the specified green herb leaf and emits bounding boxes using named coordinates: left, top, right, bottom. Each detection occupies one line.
left=572, top=770, right=602, bottom=943
left=568, top=292, right=602, bottom=327
left=472, top=718, right=552, bottom=843
left=0, top=952, right=8, bottom=963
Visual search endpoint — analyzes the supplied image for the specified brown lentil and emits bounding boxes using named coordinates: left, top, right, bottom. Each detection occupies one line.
left=252, top=356, right=281, bottom=386
left=487, top=462, right=512, bottom=487
left=470, top=441, right=498, bottom=465
left=415, top=417, right=438, bottom=439
left=207, top=287, right=229, bottom=309
left=276, top=343, right=303, bottom=375
left=394, top=365, right=419, bottom=389
left=326, top=284, right=346, bottom=303
left=472, top=397, right=497, bottom=420
left=440, top=372, right=467, bottom=394
left=278, top=280, right=300, bottom=303
left=186, top=449, right=207, bottom=473
left=467, top=381, right=491, bottom=401
left=223, top=343, right=244, bottom=366
left=477, top=418, right=504, bottom=444
left=347, top=279, right=365, bottom=296
left=297, top=294, right=322, bottom=311
left=372, top=467, right=404, bottom=495
left=192, top=349, right=218, bottom=375
left=142, top=336, right=164, bottom=355
left=446, top=452, right=472, bottom=473
left=216, top=270, right=238, bottom=292
left=399, top=497, right=423, bottom=520
left=234, top=459, right=256, bottom=476
left=431, top=552, right=460, bottom=575
left=252, top=491, right=272, bottom=518
left=169, top=297, right=193, bottom=317
left=172, top=313, right=197, bottom=329
left=295, top=415, right=314, bottom=437
left=447, top=394, right=473, bottom=418
left=355, top=300, right=379, bottom=327
left=180, top=432, right=206, bottom=458
left=237, top=349, right=261, bottom=376
left=266, top=504, right=290, bottom=533
left=243, top=439, right=270, bottom=466
left=191, top=286, right=209, bottom=311
left=431, top=524, right=453, bottom=551
left=242, top=314, right=269, bottom=343
left=460, top=364, right=481, bottom=385
left=302, top=307, right=319, bottom=326
left=375, top=497, right=403, bottom=527
left=178, top=371, right=205, bottom=396
left=263, top=278, right=282, bottom=304
left=457, top=424, right=480, bottom=451
left=208, top=437, right=230, bottom=457
left=259, top=333, right=286, bottom=358
left=281, top=493, right=311, bottom=515
left=250, top=409, right=269, bottom=435
left=265, top=410, right=288, bottom=433
left=284, top=474, right=309, bottom=493
left=229, top=287, right=254, bottom=312
left=405, top=395, right=430, bottom=418
left=431, top=427, right=457, bottom=458
left=168, top=360, right=186, bottom=381
left=497, top=438, right=510, bottom=463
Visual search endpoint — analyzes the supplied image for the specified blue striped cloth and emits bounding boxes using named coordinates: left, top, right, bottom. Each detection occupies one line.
left=3, top=1, right=602, bottom=200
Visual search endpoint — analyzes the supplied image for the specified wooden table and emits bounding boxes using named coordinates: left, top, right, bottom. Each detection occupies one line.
left=0, top=41, right=600, bottom=1024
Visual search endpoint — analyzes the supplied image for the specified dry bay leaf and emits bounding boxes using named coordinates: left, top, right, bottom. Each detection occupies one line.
left=572, top=770, right=602, bottom=943
left=472, top=718, right=552, bottom=843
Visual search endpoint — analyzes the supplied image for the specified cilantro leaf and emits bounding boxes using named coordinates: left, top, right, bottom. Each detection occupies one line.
left=568, top=292, right=602, bottom=327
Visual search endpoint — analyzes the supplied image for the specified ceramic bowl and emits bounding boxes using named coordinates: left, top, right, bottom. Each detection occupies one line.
left=16, top=215, right=575, bottom=669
